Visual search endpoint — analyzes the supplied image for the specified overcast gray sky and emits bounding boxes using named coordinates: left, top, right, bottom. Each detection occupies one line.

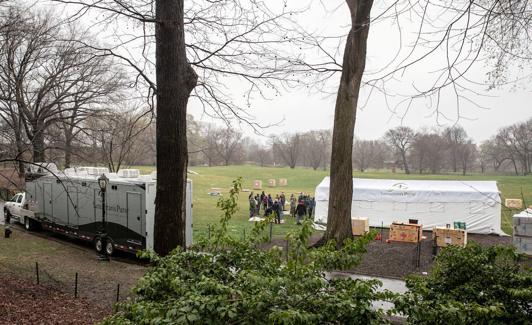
left=188, top=0, right=531, bottom=143
left=41, top=0, right=530, bottom=143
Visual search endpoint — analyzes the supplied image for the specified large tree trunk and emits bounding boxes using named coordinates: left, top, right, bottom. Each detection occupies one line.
left=64, top=141, right=72, bottom=168
left=31, top=127, right=45, bottom=162
left=511, top=158, right=518, bottom=175
left=452, top=149, right=457, bottom=172
left=154, top=0, right=198, bottom=256
left=64, top=129, right=73, bottom=168
left=401, top=151, right=410, bottom=174
left=13, top=127, right=25, bottom=176
left=324, top=0, right=373, bottom=246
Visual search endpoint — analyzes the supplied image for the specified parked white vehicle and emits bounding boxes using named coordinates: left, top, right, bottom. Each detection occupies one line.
left=3, top=192, right=38, bottom=230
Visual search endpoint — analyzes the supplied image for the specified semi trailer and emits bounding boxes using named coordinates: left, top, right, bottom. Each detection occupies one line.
left=3, top=163, right=192, bottom=255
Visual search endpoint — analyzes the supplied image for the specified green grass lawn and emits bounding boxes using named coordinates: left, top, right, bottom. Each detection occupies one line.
left=134, top=165, right=532, bottom=239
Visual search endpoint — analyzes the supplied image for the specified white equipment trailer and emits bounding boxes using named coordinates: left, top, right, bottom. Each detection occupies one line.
left=4, top=163, right=192, bottom=255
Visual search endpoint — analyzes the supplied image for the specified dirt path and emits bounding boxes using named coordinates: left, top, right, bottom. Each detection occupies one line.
left=0, top=274, right=109, bottom=325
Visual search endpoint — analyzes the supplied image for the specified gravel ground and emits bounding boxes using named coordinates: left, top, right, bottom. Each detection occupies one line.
left=267, top=227, right=518, bottom=279
left=352, top=229, right=512, bottom=278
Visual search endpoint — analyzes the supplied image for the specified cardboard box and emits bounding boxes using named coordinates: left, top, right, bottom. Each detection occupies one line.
left=279, top=178, right=288, bottom=186
left=389, top=222, right=423, bottom=243
left=433, top=227, right=467, bottom=247
left=253, top=180, right=262, bottom=190
left=267, top=179, right=276, bottom=187
left=505, top=198, right=523, bottom=209
left=351, top=217, right=369, bottom=236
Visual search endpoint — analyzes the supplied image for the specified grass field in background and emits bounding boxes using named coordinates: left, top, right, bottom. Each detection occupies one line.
left=134, top=165, right=532, bottom=238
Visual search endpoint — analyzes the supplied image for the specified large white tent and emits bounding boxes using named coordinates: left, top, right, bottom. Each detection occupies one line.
left=314, top=177, right=504, bottom=235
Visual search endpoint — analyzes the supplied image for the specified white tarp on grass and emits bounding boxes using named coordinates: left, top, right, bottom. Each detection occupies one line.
left=314, top=177, right=504, bottom=235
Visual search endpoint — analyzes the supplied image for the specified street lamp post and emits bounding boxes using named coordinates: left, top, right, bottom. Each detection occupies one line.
left=98, top=174, right=109, bottom=261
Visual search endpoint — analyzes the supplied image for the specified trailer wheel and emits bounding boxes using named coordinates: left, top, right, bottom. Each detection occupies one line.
left=94, top=237, right=104, bottom=253
left=105, top=239, right=115, bottom=256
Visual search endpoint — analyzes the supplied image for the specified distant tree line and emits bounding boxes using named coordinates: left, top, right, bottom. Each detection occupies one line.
left=73, top=116, right=530, bottom=177
left=181, top=118, right=529, bottom=176
left=4, top=80, right=530, bottom=177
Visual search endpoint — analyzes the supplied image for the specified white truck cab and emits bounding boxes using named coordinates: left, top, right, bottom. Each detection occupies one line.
left=4, top=192, right=37, bottom=230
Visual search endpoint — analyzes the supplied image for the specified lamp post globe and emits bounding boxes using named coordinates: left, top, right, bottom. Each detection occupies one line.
left=98, top=173, right=110, bottom=261
left=98, top=174, right=108, bottom=191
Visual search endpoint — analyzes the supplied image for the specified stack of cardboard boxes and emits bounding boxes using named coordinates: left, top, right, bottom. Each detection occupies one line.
left=433, top=227, right=467, bottom=247
left=389, top=222, right=423, bottom=243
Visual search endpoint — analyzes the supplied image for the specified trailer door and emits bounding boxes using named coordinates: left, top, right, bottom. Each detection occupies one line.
left=26, top=182, right=36, bottom=201
left=67, top=186, right=79, bottom=226
left=126, top=192, right=142, bottom=235
left=43, top=183, right=53, bottom=220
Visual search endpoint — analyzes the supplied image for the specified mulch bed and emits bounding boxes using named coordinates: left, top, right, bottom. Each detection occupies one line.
left=352, top=229, right=513, bottom=278
left=267, top=228, right=518, bottom=279
left=0, top=274, right=110, bottom=325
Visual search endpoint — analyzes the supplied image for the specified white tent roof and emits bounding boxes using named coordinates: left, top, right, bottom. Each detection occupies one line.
left=314, top=177, right=503, bottom=235
left=315, top=177, right=500, bottom=204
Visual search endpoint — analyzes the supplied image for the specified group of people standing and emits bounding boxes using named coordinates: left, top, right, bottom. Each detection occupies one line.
left=249, top=191, right=316, bottom=225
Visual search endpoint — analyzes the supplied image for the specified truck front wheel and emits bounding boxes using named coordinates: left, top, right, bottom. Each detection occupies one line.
left=24, top=217, right=35, bottom=231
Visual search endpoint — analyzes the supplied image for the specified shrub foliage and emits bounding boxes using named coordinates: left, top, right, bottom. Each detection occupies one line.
left=394, top=243, right=532, bottom=324
left=102, top=178, right=389, bottom=325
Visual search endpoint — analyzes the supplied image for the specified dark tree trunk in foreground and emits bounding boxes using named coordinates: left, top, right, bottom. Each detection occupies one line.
left=154, top=0, right=198, bottom=256
left=324, top=0, right=373, bottom=246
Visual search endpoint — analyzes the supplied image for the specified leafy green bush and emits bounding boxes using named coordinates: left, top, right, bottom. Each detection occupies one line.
left=102, top=178, right=390, bottom=325
left=394, top=243, right=532, bottom=324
